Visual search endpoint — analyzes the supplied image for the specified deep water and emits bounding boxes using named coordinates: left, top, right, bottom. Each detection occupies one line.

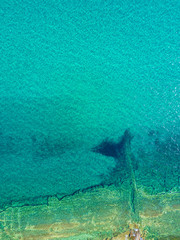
left=0, top=0, right=179, bottom=211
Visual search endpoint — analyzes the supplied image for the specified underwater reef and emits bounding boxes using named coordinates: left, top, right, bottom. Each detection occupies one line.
left=0, top=129, right=179, bottom=239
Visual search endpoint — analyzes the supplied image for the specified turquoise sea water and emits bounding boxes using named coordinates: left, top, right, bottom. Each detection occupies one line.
left=0, top=0, right=179, bottom=208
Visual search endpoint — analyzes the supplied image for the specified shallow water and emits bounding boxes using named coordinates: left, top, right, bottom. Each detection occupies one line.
left=0, top=0, right=179, bottom=239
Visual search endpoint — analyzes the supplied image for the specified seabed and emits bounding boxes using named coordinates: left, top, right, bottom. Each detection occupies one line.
left=0, top=185, right=179, bottom=240
left=0, top=130, right=179, bottom=239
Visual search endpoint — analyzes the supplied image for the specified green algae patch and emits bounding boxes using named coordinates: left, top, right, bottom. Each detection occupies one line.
left=0, top=185, right=179, bottom=240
